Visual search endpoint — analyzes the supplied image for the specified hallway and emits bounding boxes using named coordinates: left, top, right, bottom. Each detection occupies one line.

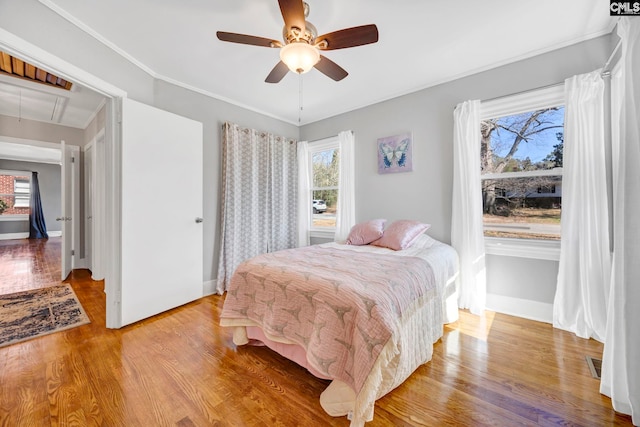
left=0, top=237, right=62, bottom=294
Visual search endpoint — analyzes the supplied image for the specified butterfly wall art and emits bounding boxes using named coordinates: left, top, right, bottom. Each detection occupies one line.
left=377, top=132, right=413, bottom=174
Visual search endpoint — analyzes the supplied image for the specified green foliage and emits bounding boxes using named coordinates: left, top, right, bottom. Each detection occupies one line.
left=543, top=132, right=564, bottom=168
left=312, top=148, right=340, bottom=207
left=0, top=199, right=8, bottom=214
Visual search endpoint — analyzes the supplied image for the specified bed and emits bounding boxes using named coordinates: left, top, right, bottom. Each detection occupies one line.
left=220, top=231, right=459, bottom=426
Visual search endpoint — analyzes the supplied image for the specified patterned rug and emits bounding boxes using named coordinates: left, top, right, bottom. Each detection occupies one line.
left=0, top=284, right=90, bottom=348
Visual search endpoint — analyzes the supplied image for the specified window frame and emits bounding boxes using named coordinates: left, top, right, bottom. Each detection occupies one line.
left=480, top=85, right=564, bottom=260
left=0, top=169, right=31, bottom=219
left=307, top=136, right=339, bottom=238
left=13, top=176, right=30, bottom=208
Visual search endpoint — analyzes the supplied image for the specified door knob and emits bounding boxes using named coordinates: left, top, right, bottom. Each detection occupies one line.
left=195, top=217, right=203, bottom=223
left=56, top=217, right=63, bottom=221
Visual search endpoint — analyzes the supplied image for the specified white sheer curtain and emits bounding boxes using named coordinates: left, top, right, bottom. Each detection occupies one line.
left=216, top=122, right=298, bottom=293
left=553, top=71, right=611, bottom=342
left=601, top=17, right=640, bottom=425
left=451, top=100, right=486, bottom=315
left=335, top=130, right=356, bottom=242
left=297, top=140, right=311, bottom=247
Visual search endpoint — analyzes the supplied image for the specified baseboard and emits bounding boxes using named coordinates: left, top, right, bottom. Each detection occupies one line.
left=203, top=280, right=218, bottom=296
left=0, top=231, right=62, bottom=240
left=0, top=232, right=28, bottom=240
left=485, top=293, right=553, bottom=324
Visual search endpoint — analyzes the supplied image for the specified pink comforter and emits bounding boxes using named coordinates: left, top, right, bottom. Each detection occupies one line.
left=220, top=244, right=437, bottom=395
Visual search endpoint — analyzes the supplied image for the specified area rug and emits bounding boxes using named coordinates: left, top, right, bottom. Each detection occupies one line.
left=0, top=284, right=90, bottom=348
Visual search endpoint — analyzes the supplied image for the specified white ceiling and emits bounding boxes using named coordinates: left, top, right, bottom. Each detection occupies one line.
left=8, top=0, right=617, bottom=127
left=0, top=72, right=105, bottom=129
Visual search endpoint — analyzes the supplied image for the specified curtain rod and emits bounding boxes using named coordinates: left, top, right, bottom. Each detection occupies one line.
left=602, top=38, right=623, bottom=76
left=477, top=38, right=623, bottom=105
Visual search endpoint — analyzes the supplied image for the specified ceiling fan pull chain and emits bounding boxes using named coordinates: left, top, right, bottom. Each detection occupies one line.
left=298, top=73, right=303, bottom=124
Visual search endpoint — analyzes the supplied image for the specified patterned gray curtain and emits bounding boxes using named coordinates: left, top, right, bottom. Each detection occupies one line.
left=216, top=122, right=298, bottom=293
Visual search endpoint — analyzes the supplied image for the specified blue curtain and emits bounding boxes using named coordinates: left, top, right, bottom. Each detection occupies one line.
left=29, top=171, right=48, bottom=239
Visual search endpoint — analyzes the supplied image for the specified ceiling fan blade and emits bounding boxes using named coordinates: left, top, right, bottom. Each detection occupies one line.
left=315, top=24, right=379, bottom=50
left=216, top=31, right=281, bottom=48
left=278, top=0, right=306, bottom=34
left=314, top=55, right=348, bottom=81
left=265, top=61, right=290, bottom=83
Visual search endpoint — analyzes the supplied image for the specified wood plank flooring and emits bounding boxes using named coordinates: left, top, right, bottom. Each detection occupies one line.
left=0, top=238, right=633, bottom=426
left=0, top=237, right=62, bottom=294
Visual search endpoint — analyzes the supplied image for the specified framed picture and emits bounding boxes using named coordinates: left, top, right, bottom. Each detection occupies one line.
left=377, top=132, right=413, bottom=174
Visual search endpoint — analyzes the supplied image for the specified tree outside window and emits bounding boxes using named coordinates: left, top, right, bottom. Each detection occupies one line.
left=311, top=147, right=339, bottom=228
left=481, top=107, right=564, bottom=240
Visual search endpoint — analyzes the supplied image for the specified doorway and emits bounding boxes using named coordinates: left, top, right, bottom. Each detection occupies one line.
left=0, top=237, right=62, bottom=294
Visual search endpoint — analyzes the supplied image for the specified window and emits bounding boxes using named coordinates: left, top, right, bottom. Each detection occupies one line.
left=0, top=171, right=31, bottom=216
left=481, top=87, right=564, bottom=242
left=309, top=139, right=339, bottom=229
left=14, top=177, right=30, bottom=207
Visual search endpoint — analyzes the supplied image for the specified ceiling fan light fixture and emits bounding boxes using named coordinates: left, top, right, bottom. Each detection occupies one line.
left=280, top=42, right=320, bottom=74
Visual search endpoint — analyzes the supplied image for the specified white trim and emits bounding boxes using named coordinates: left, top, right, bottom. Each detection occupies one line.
left=90, top=128, right=106, bottom=281
left=307, top=136, right=339, bottom=236
left=309, top=136, right=339, bottom=150
left=485, top=237, right=561, bottom=261
left=0, top=28, right=124, bottom=328
left=0, top=232, right=29, bottom=240
left=80, top=98, right=108, bottom=131
left=0, top=135, right=63, bottom=151
left=481, top=84, right=565, bottom=119
left=156, top=73, right=299, bottom=126
left=0, top=168, right=31, bottom=176
left=0, top=231, right=60, bottom=239
left=481, top=167, right=563, bottom=180
left=0, top=214, right=29, bottom=222
left=0, top=142, right=61, bottom=164
left=203, top=280, right=217, bottom=296
left=309, top=229, right=336, bottom=240
left=0, top=28, right=126, bottom=99
left=37, top=0, right=156, bottom=78
left=37, top=1, right=300, bottom=127
left=486, top=293, right=553, bottom=324
left=31, top=2, right=616, bottom=126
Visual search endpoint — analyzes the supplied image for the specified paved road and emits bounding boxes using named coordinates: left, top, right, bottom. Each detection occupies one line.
left=484, top=222, right=560, bottom=234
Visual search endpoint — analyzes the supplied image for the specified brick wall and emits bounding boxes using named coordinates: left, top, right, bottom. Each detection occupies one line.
left=0, top=175, right=30, bottom=215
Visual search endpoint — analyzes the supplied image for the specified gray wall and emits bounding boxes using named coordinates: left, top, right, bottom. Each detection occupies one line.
left=1, top=1, right=299, bottom=286
left=1, top=0, right=616, bottom=308
left=300, top=34, right=613, bottom=307
left=153, top=80, right=299, bottom=284
left=0, top=160, right=61, bottom=235
left=0, top=116, right=84, bottom=147
left=0, top=0, right=155, bottom=105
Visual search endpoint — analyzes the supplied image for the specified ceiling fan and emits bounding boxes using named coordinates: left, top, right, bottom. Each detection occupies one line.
left=216, top=0, right=379, bottom=83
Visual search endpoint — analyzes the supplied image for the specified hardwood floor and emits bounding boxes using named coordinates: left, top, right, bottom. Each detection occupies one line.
left=0, top=239, right=633, bottom=426
left=0, top=237, right=62, bottom=294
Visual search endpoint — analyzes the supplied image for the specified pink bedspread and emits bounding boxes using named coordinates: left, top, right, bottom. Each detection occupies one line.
left=220, top=244, right=437, bottom=395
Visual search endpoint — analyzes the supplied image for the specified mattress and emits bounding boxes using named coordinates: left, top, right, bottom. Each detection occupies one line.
left=220, top=234, right=459, bottom=426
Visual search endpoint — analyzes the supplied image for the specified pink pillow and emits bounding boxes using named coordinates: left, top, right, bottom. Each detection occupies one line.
left=346, top=219, right=386, bottom=245
left=371, top=220, right=431, bottom=250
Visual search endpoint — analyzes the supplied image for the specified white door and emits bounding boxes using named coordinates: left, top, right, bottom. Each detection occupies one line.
left=60, top=141, right=79, bottom=281
left=119, top=98, right=203, bottom=326
left=84, top=143, right=93, bottom=273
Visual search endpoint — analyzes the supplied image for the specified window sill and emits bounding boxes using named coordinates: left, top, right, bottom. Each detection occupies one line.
left=485, top=237, right=560, bottom=261
left=0, top=214, right=29, bottom=222
left=310, top=228, right=335, bottom=240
